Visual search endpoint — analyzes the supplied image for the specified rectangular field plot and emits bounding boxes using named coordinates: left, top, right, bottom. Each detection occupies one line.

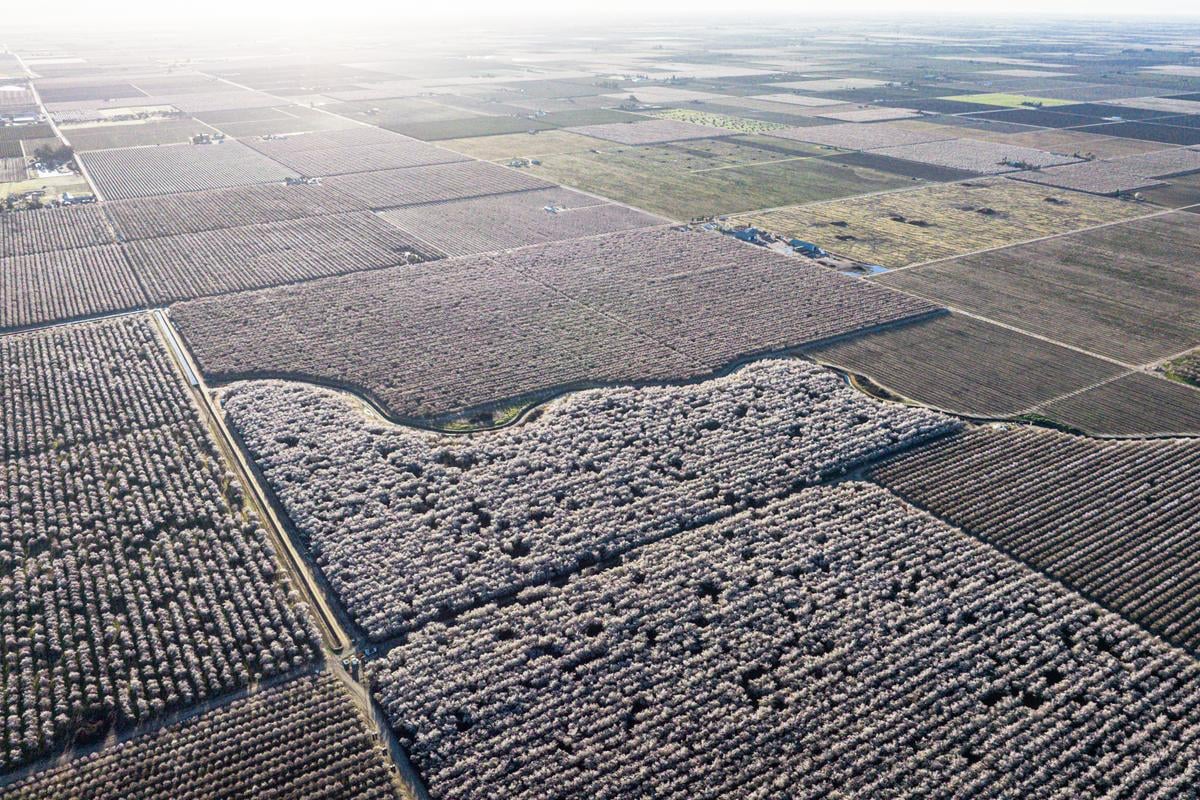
left=497, top=228, right=938, bottom=366
left=804, top=312, right=1126, bottom=417
left=1139, top=171, right=1200, bottom=209
left=430, top=130, right=612, bottom=161
left=79, top=141, right=298, bottom=199
left=766, top=121, right=953, bottom=150
left=171, top=228, right=935, bottom=420
left=877, top=212, right=1200, bottom=364
left=173, top=259, right=696, bottom=420
left=197, top=106, right=358, bottom=138
left=774, top=76, right=890, bottom=91
left=873, top=138, right=1079, bottom=174
left=816, top=106, right=926, bottom=123
left=674, top=101, right=832, bottom=127
left=0, top=204, right=115, bottom=256
left=0, top=157, right=27, bottom=182
left=0, top=317, right=320, bottom=773
left=963, top=128, right=1176, bottom=159
left=626, top=135, right=831, bottom=167
left=1007, top=159, right=1164, bottom=194
left=735, top=178, right=1148, bottom=268
left=327, top=96, right=497, bottom=125
left=370, top=479, right=1200, bottom=800
left=0, top=244, right=146, bottom=330
left=242, top=124, right=449, bottom=150
left=565, top=118, right=728, bottom=145
left=1047, top=102, right=1170, bottom=120
left=822, top=150, right=982, bottom=182
left=527, top=146, right=916, bottom=220
left=1037, top=371, right=1200, bottom=435
left=877, top=97, right=999, bottom=115
left=321, top=160, right=554, bottom=209
left=0, top=673, right=399, bottom=800
left=1108, top=146, right=1200, bottom=177
left=1107, top=96, right=1200, bottom=115
left=0, top=123, right=54, bottom=153
left=378, top=187, right=665, bottom=256
left=602, top=86, right=726, bottom=104
left=105, top=181, right=364, bottom=240
left=712, top=95, right=855, bottom=116
left=245, top=133, right=467, bottom=176
left=942, top=92, right=1076, bottom=108
left=125, top=211, right=442, bottom=303
left=748, top=93, right=846, bottom=107
left=871, top=427, right=1200, bottom=653
left=1075, top=121, right=1200, bottom=146
left=225, top=363, right=952, bottom=639
left=36, top=82, right=146, bottom=103
left=63, top=118, right=213, bottom=150
left=650, top=108, right=790, bottom=135
left=384, top=115, right=557, bottom=141
left=961, top=107, right=1108, bottom=128
left=159, top=89, right=281, bottom=114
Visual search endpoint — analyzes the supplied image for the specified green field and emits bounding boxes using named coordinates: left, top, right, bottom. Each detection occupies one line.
left=942, top=92, right=1076, bottom=108
left=528, top=144, right=913, bottom=220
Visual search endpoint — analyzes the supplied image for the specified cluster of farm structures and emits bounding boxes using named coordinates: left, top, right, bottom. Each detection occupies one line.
left=2, top=14, right=1200, bottom=800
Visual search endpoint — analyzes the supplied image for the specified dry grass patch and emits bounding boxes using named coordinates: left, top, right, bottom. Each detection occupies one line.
left=735, top=178, right=1148, bottom=268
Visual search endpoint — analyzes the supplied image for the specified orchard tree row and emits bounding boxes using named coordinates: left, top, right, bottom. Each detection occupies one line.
left=0, top=672, right=398, bottom=800
left=0, top=317, right=320, bottom=773
left=224, top=359, right=956, bottom=639
left=373, top=482, right=1200, bottom=800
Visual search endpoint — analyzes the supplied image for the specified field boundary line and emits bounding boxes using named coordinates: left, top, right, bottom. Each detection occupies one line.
left=878, top=291, right=1140, bottom=370
left=1013, top=369, right=1135, bottom=415
left=156, top=311, right=435, bottom=800
left=330, top=660, right=432, bottom=800
left=0, top=664, right=323, bottom=792
left=194, top=70, right=688, bottom=223
left=875, top=202, right=1194, bottom=274
left=69, top=118, right=225, bottom=153
left=152, top=310, right=351, bottom=655
left=0, top=306, right=150, bottom=338
left=817, top=361, right=1200, bottom=441
left=12, top=50, right=105, bottom=200
left=724, top=170, right=995, bottom=220
left=689, top=152, right=828, bottom=172
left=872, top=481, right=1200, bottom=663
left=1145, top=344, right=1200, bottom=370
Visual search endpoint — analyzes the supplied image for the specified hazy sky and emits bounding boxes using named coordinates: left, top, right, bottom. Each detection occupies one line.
left=25, top=0, right=1200, bottom=24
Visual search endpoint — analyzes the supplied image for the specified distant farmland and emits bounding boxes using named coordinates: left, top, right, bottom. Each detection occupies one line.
left=528, top=145, right=914, bottom=220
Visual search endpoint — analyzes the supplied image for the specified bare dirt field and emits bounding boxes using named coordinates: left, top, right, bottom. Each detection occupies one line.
left=876, top=212, right=1200, bottom=364
left=803, top=312, right=1126, bottom=417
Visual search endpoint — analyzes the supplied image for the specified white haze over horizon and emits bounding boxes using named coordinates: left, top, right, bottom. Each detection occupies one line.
left=10, top=0, right=1200, bottom=29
